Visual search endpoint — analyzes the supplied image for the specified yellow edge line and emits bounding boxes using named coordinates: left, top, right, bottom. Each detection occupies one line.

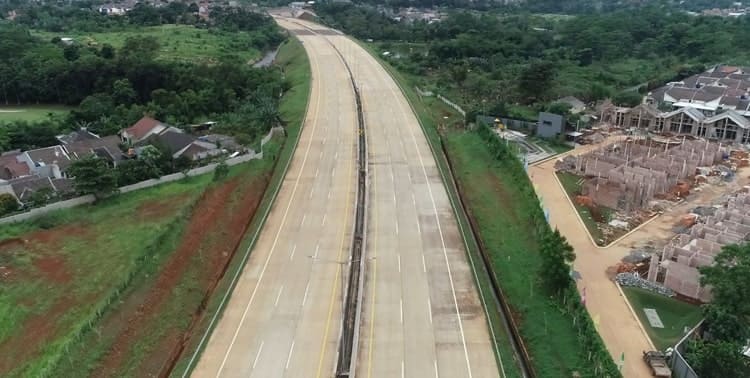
left=314, top=42, right=357, bottom=378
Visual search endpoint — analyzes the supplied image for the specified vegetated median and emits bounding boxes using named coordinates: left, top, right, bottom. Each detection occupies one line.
left=365, top=41, right=620, bottom=376
left=0, top=36, right=310, bottom=378
left=167, top=34, right=311, bottom=376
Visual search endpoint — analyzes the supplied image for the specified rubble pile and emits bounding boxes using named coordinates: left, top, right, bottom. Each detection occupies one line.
left=616, top=272, right=675, bottom=297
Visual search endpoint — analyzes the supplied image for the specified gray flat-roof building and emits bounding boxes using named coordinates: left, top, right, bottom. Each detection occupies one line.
left=536, top=112, right=565, bottom=139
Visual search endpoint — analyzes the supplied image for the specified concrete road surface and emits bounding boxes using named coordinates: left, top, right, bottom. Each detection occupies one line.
left=192, top=19, right=358, bottom=378
left=309, top=23, right=501, bottom=378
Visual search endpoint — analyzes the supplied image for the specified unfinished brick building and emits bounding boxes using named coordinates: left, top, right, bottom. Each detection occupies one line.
left=569, top=139, right=725, bottom=211
left=647, top=192, right=750, bottom=302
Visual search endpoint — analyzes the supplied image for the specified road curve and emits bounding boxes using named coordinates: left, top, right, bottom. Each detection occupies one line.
left=191, top=18, right=358, bottom=378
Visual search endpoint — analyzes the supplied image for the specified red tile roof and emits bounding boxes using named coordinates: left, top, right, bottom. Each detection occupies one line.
left=125, top=116, right=163, bottom=141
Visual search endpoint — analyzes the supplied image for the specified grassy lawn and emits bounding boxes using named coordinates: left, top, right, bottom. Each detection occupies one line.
left=622, top=287, right=703, bottom=351
left=0, top=105, right=71, bottom=123
left=32, top=25, right=261, bottom=64
left=168, top=35, right=311, bottom=377
left=0, top=174, right=211, bottom=377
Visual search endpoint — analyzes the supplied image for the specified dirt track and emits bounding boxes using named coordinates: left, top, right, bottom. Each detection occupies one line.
left=530, top=141, right=750, bottom=377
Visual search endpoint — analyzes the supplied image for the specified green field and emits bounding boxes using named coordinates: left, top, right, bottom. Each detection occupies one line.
left=623, top=287, right=703, bottom=351
left=0, top=105, right=71, bottom=122
left=33, top=24, right=261, bottom=64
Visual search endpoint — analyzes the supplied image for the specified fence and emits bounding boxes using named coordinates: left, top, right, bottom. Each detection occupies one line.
left=499, top=117, right=537, bottom=133
left=437, top=94, right=466, bottom=116
left=0, top=128, right=281, bottom=225
left=670, top=320, right=702, bottom=378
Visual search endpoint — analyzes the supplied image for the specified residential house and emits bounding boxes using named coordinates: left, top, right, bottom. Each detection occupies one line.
left=146, top=130, right=221, bottom=161
left=199, top=134, right=243, bottom=152
left=0, top=151, right=30, bottom=180
left=59, top=129, right=126, bottom=167
left=8, top=176, right=73, bottom=204
left=16, top=146, right=73, bottom=179
left=121, top=116, right=181, bottom=145
left=603, top=102, right=750, bottom=144
left=646, top=65, right=750, bottom=118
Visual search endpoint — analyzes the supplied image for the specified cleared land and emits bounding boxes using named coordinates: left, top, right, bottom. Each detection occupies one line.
left=622, top=287, right=702, bottom=351
left=33, top=25, right=261, bottom=64
left=0, top=156, right=277, bottom=377
left=0, top=105, right=71, bottom=122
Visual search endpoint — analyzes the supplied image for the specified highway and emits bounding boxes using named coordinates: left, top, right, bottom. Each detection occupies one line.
left=317, top=23, right=500, bottom=378
left=192, top=17, right=500, bottom=378
left=191, top=19, right=357, bottom=378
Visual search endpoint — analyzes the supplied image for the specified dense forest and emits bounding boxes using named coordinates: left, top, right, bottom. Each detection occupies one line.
left=0, top=4, right=286, bottom=152
left=316, top=3, right=750, bottom=117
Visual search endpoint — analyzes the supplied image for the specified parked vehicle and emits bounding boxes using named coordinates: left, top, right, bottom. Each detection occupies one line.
left=643, top=351, right=671, bottom=377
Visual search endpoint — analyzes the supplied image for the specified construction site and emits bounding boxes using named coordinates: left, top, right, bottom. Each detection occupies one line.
left=555, top=135, right=749, bottom=245
left=645, top=189, right=750, bottom=302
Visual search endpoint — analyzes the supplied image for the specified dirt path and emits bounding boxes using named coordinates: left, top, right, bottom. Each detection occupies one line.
left=529, top=138, right=750, bottom=377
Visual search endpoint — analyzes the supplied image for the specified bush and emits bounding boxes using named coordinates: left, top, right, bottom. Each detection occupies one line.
left=0, top=193, right=20, bottom=215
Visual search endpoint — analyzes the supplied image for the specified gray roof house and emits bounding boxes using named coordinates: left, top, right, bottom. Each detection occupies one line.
left=17, top=146, right=73, bottom=179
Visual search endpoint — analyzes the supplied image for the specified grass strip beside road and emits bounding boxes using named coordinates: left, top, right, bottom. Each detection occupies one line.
left=168, top=35, right=311, bottom=377
left=623, top=287, right=703, bottom=351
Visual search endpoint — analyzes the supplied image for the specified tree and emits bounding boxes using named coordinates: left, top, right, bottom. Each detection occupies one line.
left=138, top=145, right=164, bottom=178
left=539, top=228, right=576, bottom=292
left=518, top=60, right=556, bottom=104
left=28, top=187, right=54, bottom=208
left=112, top=79, right=137, bottom=106
left=99, top=43, right=115, bottom=59
left=213, top=160, right=229, bottom=181
left=612, top=91, right=642, bottom=107
left=546, top=102, right=572, bottom=117
left=67, top=155, right=117, bottom=199
left=0, top=193, right=19, bottom=215
left=700, top=243, right=750, bottom=341
left=63, top=44, right=79, bottom=61
left=686, top=339, right=750, bottom=378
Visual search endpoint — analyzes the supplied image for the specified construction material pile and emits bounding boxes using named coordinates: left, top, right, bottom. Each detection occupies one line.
left=616, top=272, right=675, bottom=297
